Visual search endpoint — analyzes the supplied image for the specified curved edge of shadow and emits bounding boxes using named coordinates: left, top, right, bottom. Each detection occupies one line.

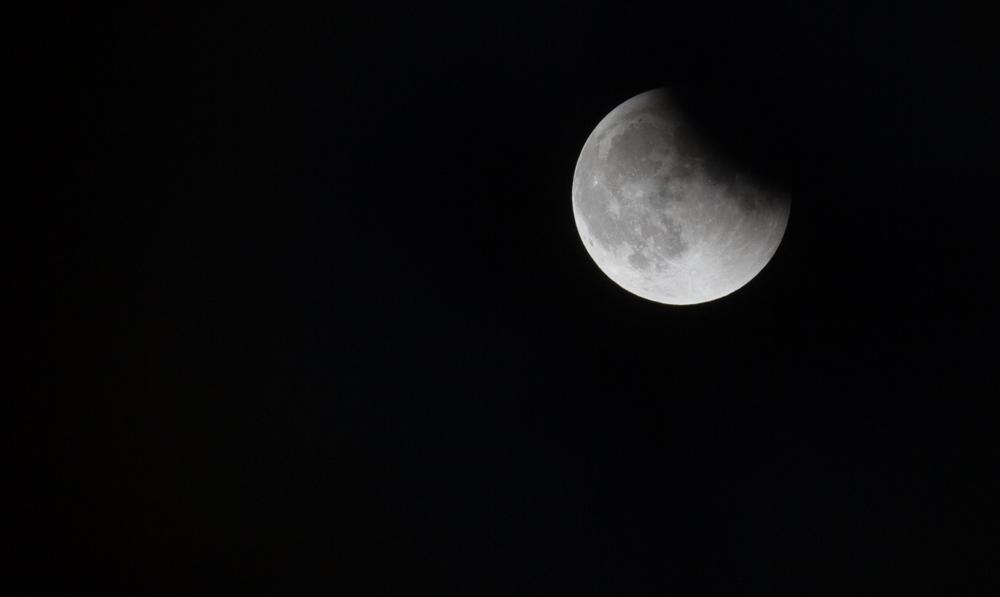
left=669, top=82, right=802, bottom=197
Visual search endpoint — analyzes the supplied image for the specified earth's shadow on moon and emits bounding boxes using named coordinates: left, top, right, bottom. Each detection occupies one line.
left=669, top=84, right=799, bottom=195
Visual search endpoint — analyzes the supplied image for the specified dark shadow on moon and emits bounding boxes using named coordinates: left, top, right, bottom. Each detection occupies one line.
left=669, top=83, right=799, bottom=196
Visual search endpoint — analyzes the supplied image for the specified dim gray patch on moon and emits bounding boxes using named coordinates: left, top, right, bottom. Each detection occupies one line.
left=572, top=88, right=791, bottom=305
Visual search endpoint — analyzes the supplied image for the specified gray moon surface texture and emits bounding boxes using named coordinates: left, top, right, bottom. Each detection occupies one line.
left=572, top=88, right=791, bottom=305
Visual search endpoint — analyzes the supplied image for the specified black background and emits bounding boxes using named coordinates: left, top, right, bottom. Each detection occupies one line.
left=14, top=2, right=1000, bottom=595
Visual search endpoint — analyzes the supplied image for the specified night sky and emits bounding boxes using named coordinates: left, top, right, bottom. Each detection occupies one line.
left=16, top=2, right=1000, bottom=595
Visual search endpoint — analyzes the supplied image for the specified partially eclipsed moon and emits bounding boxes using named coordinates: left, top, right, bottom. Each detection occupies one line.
left=572, top=88, right=791, bottom=305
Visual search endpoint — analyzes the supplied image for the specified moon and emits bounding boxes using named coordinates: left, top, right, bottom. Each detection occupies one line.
left=572, top=88, right=791, bottom=305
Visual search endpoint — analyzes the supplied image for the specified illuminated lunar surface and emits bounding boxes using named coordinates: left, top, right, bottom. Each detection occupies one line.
left=572, top=88, right=791, bottom=305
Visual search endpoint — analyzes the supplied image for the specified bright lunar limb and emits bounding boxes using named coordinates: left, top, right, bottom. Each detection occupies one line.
left=572, top=88, right=791, bottom=305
